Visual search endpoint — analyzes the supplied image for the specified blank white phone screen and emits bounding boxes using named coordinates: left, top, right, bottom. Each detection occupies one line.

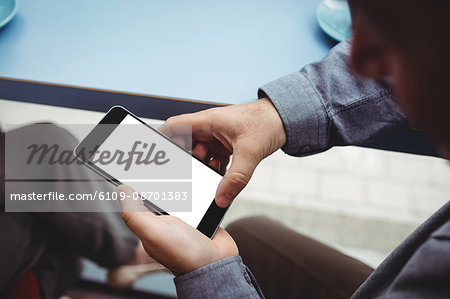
left=92, top=115, right=222, bottom=228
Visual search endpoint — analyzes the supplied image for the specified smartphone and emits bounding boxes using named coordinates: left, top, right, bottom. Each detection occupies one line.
left=74, top=106, right=228, bottom=238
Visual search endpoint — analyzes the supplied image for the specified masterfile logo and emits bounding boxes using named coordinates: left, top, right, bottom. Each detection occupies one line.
left=26, top=141, right=170, bottom=171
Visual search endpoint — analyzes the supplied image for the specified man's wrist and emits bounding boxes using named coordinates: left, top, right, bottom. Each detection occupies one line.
left=256, top=97, right=287, bottom=150
left=174, top=255, right=263, bottom=298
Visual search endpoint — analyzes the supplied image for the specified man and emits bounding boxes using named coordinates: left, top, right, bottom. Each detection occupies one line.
left=118, top=0, right=450, bottom=298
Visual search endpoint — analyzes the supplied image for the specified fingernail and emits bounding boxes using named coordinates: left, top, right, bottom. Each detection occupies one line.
left=217, top=194, right=232, bottom=208
left=118, top=185, right=133, bottom=199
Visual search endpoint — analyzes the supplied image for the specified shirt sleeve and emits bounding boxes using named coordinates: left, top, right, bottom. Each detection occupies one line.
left=258, top=40, right=409, bottom=156
left=174, top=255, right=264, bottom=299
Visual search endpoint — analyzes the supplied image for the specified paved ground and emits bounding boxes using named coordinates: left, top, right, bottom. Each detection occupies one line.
left=2, top=99, right=449, bottom=288
left=223, top=142, right=450, bottom=267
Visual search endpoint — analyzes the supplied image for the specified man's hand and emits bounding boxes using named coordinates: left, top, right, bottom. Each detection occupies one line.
left=117, top=185, right=239, bottom=276
left=159, top=98, right=286, bottom=207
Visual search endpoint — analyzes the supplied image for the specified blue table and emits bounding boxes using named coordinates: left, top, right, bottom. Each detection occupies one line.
left=0, top=0, right=439, bottom=157
left=0, top=0, right=334, bottom=107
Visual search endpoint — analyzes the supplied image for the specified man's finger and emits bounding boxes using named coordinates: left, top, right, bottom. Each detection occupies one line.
left=117, top=185, right=147, bottom=212
left=158, top=122, right=193, bottom=151
left=116, top=185, right=165, bottom=242
left=214, top=147, right=258, bottom=208
left=192, top=142, right=209, bottom=161
left=208, top=158, right=221, bottom=172
left=158, top=120, right=194, bottom=138
left=160, top=112, right=219, bottom=142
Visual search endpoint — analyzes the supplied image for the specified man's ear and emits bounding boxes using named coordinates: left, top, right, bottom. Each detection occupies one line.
left=350, top=13, right=393, bottom=81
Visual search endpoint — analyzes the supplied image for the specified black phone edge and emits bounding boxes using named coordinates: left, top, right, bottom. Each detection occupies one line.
left=74, top=105, right=229, bottom=238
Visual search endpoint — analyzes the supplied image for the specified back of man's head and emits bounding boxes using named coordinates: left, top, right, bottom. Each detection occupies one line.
left=348, top=0, right=450, bottom=155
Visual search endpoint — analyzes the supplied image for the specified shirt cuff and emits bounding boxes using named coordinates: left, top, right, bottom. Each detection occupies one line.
left=174, top=255, right=263, bottom=299
left=258, top=72, right=329, bottom=156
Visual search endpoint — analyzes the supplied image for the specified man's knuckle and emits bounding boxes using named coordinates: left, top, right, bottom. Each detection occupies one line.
left=228, top=171, right=249, bottom=187
left=122, top=212, right=132, bottom=224
left=165, top=116, right=177, bottom=124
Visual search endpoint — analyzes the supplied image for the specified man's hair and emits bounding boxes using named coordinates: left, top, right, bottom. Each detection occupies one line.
left=349, top=0, right=450, bottom=47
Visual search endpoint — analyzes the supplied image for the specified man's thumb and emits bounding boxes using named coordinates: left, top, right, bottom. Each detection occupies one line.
left=215, top=150, right=258, bottom=208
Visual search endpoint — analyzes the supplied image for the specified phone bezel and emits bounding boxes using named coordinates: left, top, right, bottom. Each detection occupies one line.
left=74, top=105, right=229, bottom=238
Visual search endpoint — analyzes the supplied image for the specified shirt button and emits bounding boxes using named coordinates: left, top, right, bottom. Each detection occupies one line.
left=301, top=145, right=311, bottom=152
left=244, top=272, right=252, bottom=284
